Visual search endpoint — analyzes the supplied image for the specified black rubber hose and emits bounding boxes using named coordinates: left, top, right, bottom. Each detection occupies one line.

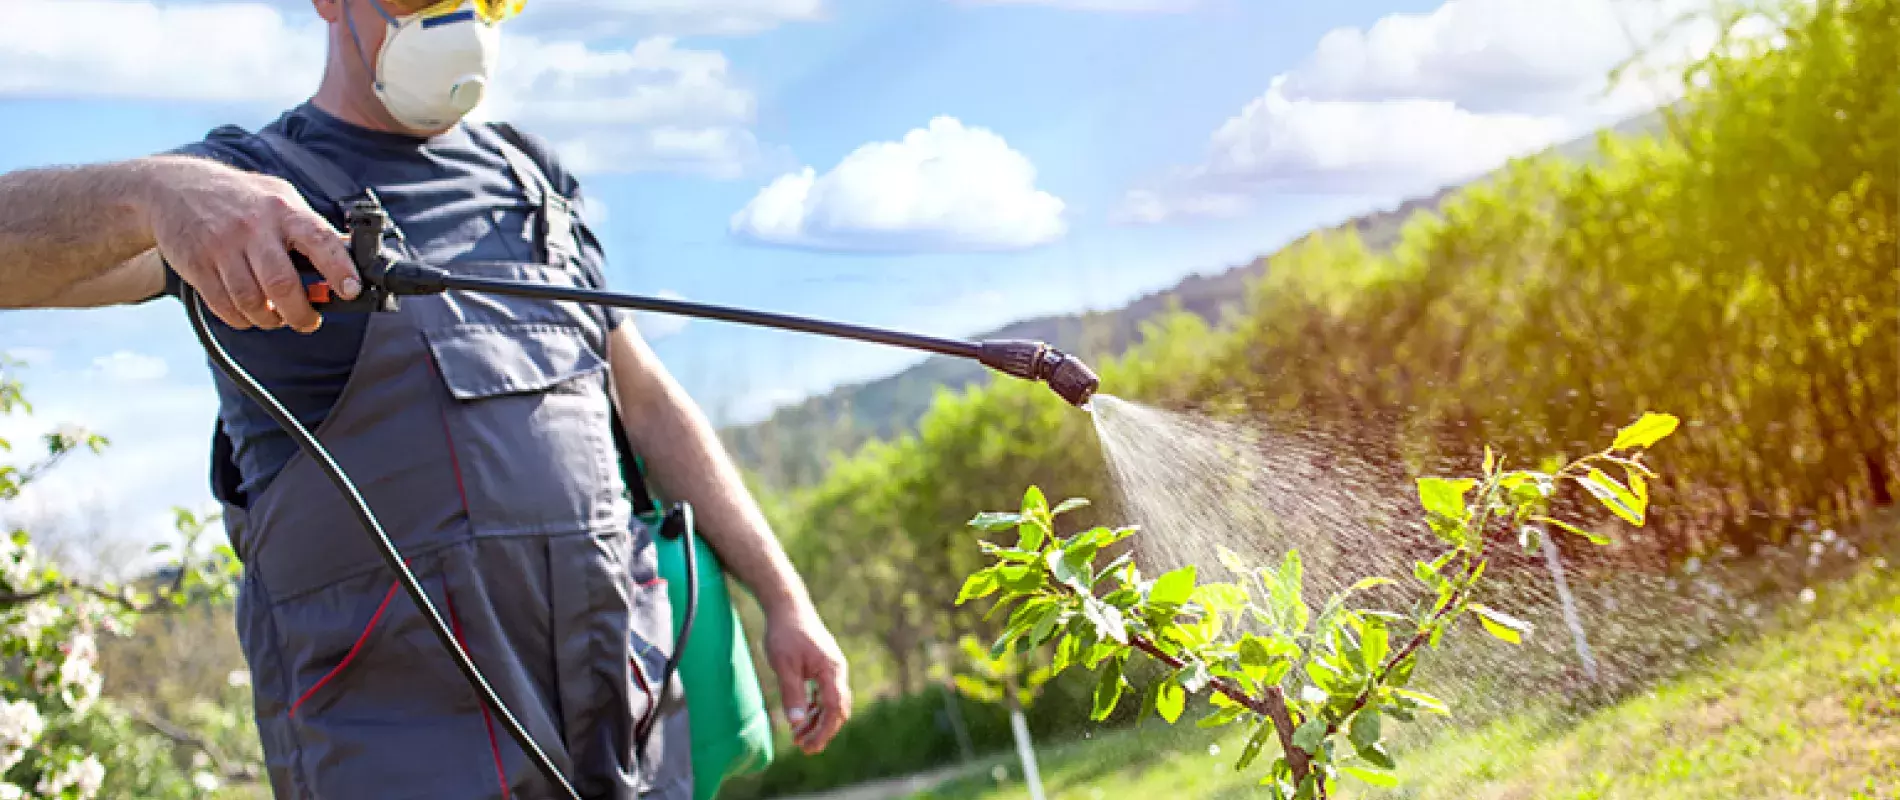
left=637, top=501, right=698, bottom=753
left=182, top=287, right=582, bottom=800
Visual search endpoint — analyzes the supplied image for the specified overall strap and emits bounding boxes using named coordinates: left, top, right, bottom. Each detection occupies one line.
left=254, top=130, right=366, bottom=214
left=483, top=122, right=659, bottom=516
left=482, top=122, right=583, bottom=271
left=252, top=129, right=416, bottom=258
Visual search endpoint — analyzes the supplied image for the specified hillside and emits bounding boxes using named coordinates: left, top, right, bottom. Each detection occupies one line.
left=719, top=112, right=1664, bottom=490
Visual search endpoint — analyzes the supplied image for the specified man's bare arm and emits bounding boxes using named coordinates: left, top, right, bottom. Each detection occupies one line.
left=25, top=249, right=167, bottom=308
left=0, top=156, right=359, bottom=330
left=606, top=323, right=853, bottom=754
left=0, top=162, right=162, bottom=306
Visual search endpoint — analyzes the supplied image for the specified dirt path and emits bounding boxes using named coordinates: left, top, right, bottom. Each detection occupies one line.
left=766, top=760, right=990, bottom=800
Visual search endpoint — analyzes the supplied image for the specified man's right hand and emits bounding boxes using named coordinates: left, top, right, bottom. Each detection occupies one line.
left=138, top=155, right=359, bottom=333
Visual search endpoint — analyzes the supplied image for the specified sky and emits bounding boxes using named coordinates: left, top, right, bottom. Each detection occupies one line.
left=0, top=0, right=1725, bottom=556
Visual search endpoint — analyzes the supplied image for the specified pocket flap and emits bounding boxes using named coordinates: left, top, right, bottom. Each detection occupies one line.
left=424, top=323, right=606, bottom=400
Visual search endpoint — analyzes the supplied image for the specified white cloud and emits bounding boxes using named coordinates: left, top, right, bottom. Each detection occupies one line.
left=3, top=348, right=56, bottom=368
left=0, top=2, right=770, bottom=178
left=519, top=0, right=824, bottom=36
left=633, top=290, right=691, bottom=341
left=0, top=0, right=322, bottom=104
left=1119, top=0, right=1733, bottom=223
left=955, top=0, right=1197, bottom=11
left=730, top=116, right=1067, bottom=252
left=478, top=35, right=766, bottom=177
left=90, top=351, right=169, bottom=383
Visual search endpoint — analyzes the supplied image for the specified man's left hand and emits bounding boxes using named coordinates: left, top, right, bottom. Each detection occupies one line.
left=763, top=603, right=851, bottom=754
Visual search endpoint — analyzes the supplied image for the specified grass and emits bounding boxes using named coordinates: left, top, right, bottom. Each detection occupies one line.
left=917, top=553, right=1900, bottom=800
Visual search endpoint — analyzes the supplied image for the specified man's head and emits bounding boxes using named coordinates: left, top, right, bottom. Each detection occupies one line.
left=311, top=0, right=523, bottom=135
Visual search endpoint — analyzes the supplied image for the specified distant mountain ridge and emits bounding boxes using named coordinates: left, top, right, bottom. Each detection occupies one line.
left=719, top=112, right=1665, bottom=490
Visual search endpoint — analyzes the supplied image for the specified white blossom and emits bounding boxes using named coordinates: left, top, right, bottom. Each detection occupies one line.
left=193, top=771, right=223, bottom=793
left=71, top=755, right=105, bottom=799
left=0, top=782, right=20, bottom=800
left=7, top=602, right=58, bottom=646
left=0, top=700, right=43, bottom=771
left=1799, top=587, right=1817, bottom=604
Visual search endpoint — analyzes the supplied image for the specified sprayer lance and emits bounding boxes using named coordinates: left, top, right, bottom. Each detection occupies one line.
left=298, top=200, right=1101, bottom=408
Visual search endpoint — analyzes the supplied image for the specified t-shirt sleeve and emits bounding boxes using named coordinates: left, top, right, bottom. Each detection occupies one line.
left=138, top=127, right=269, bottom=303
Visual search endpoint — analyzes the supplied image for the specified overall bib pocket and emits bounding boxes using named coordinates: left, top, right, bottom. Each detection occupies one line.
left=424, top=322, right=619, bottom=537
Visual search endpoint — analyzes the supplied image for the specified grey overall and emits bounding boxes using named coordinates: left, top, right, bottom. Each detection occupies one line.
left=211, top=123, right=692, bottom=800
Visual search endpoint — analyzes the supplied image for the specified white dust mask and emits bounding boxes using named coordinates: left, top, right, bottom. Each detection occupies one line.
left=348, top=1, right=501, bottom=132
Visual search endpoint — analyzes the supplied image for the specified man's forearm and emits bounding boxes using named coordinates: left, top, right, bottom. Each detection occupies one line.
left=607, top=328, right=816, bottom=617
left=0, top=158, right=175, bottom=306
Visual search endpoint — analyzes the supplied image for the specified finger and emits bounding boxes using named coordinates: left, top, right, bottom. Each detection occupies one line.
left=173, top=254, right=251, bottom=330
left=280, top=204, right=359, bottom=300
left=805, top=665, right=850, bottom=752
left=248, top=236, right=320, bottom=333
left=217, top=247, right=283, bottom=330
left=776, top=667, right=810, bottom=737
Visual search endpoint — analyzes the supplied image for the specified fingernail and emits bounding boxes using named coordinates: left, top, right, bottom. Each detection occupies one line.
left=788, top=709, right=806, bottom=725
left=342, top=277, right=362, bottom=299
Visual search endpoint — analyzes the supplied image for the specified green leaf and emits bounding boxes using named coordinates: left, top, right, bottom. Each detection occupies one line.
left=1356, top=741, right=1397, bottom=770
left=1293, top=775, right=1317, bottom=800
left=1022, top=486, right=1049, bottom=516
left=1155, top=680, right=1186, bottom=723
left=1197, top=706, right=1245, bottom=729
left=1178, top=661, right=1212, bottom=694
left=1578, top=468, right=1645, bottom=525
left=1342, top=766, right=1398, bottom=789
left=1018, top=520, right=1046, bottom=553
left=1028, top=606, right=1064, bottom=647
left=978, top=541, right=1042, bottom=563
left=956, top=569, right=1000, bottom=605
left=953, top=674, right=1004, bottom=704
left=1417, top=477, right=1477, bottom=520
left=1149, top=565, right=1197, bottom=606
left=1235, top=719, right=1276, bottom=771
left=969, top=512, right=1024, bottom=532
left=1051, top=497, right=1091, bottom=517
left=1471, top=604, right=1533, bottom=644
left=1348, top=576, right=1396, bottom=593
left=1092, top=657, right=1126, bottom=721
left=1361, top=617, right=1389, bottom=670
left=1349, top=707, right=1381, bottom=749
left=1533, top=515, right=1610, bottom=545
left=1084, top=597, right=1129, bottom=645
left=1238, top=634, right=1296, bottom=668
left=997, top=564, right=1043, bottom=595
left=1392, top=687, right=1449, bottom=716
left=1613, top=412, right=1680, bottom=450
left=1292, top=718, right=1328, bottom=754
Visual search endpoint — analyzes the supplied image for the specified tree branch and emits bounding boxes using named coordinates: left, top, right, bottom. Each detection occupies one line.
left=1035, top=566, right=1316, bottom=784
left=1125, top=632, right=1312, bottom=780
left=128, top=708, right=260, bottom=783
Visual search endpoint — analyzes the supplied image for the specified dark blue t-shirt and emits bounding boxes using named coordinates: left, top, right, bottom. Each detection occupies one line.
left=152, top=102, right=626, bottom=506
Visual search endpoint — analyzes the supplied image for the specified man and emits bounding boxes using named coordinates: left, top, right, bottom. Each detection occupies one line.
left=0, top=1, right=850, bottom=797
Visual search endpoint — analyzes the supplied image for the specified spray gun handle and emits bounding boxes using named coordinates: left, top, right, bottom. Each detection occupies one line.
left=294, top=199, right=400, bottom=313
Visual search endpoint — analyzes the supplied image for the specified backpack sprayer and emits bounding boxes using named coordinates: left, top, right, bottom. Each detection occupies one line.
left=180, top=198, right=1099, bottom=800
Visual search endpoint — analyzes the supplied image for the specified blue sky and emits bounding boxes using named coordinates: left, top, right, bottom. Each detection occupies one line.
left=0, top=0, right=1710, bottom=561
